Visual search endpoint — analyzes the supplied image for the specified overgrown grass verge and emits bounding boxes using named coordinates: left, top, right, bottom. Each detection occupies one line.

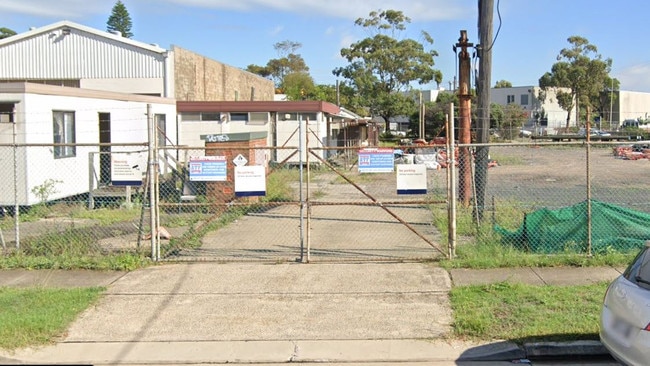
left=0, top=286, right=104, bottom=349
left=450, top=282, right=607, bottom=343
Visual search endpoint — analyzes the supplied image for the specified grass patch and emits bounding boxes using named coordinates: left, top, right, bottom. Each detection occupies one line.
left=489, top=153, right=524, bottom=166
left=0, top=251, right=152, bottom=271
left=265, top=168, right=300, bottom=202
left=450, top=282, right=607, bottom=343
left=0, top=286, right=104, bottom=349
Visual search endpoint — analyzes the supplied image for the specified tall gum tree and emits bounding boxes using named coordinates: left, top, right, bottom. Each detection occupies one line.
left=538, top=36, right=612, bottom=129
left=333, top=9, right=442, bottom=132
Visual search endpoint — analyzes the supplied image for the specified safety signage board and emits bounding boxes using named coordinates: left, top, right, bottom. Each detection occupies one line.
left=111, top=152, right=145, bottom=186
left=189, top=156, right=227, bottom=181
left=358, top=148, right=394, bottom=173
left=233, top=154, right=248, bottom=167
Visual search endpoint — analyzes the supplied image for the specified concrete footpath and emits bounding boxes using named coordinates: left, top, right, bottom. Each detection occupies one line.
left=0, top=263, right=624, bottom=365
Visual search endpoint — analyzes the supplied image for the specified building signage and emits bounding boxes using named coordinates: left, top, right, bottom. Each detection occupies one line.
left=396, top=164, right=427, bottom=195
left=204, top=134, right=230, bottom=143
left=111, top=152, right=145, bottom=186
left=189, top=156, right=227, bottom=181
left=358, top=148, right=395, bottom=173
left=235, top=165, right=266, bottom=197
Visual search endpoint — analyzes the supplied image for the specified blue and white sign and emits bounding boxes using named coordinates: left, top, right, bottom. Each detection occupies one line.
left=396, top=164, right=427, bottom=195
left=358, top=148, right=394, bottom=173
left=235, top=165, right=266, bottom=197
left=189, top=156, right=227, bottom=181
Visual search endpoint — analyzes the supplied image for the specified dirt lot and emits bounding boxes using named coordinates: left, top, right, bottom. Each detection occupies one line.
left=486, top=143, right=650, bottom=211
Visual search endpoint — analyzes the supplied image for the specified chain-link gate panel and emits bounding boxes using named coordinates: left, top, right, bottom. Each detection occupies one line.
left=157, top=146, right=303, bottom=262
left=303, top=146, right=448, bottom=262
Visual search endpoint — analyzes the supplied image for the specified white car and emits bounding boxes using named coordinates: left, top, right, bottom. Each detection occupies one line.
left=600, top=241, right=650, bottom=366
left=519, top=129, right=532, bottom=138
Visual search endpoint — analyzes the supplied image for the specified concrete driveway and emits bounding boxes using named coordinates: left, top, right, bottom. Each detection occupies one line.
left=63, top=262, right=452, bottom=342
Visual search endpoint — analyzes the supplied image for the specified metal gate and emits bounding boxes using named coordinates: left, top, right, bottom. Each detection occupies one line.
left=157, top=143, right=449, bottom=263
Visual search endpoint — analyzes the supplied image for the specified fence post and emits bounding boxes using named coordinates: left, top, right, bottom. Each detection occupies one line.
left=147, top=103, right=159, bottom=261
left=447, top=103, right=457, bottom=259
left=299, top=114, right=305, bottom=262
left=88, top=152, right=95, bottom=210
left=12, top=114, right=20, bottom=250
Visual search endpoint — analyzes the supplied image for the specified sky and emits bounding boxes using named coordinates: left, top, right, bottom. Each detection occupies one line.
left=3, top=0, right=650, bottom=92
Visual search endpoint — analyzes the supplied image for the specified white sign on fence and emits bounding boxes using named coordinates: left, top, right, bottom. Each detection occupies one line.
left=235, top=165, right=266, bottom=197
left=111, top=152, right=145, bottom=186
left=396, top=164, right=427, bottom=194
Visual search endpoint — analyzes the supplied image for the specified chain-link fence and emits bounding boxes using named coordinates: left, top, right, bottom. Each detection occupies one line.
left=481, top=141, right=650, bottom=255
left=2, top=138, right=649, bottom=263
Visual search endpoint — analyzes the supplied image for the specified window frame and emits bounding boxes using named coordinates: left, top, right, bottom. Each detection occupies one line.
left=52, top=110, right=76, bottom=159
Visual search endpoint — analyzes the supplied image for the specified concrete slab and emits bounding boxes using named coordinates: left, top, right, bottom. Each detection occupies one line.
left=532, top=266, right=620, bottom=286
left=63, top=262, right=453, bottom=342
left=449, top=267, right=545, bottom=286
left=106, top=262, right=451, bottom=294
left=0, top=339, right=516, bottom=365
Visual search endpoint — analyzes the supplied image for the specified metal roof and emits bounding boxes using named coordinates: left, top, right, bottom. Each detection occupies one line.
left=0, top=20, right=166, bottom=53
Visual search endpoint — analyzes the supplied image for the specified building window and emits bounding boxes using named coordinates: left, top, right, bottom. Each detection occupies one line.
left=180, top=112, right=222, bottom=122
left=520, top=94, right=529, bottom=106
left=248, top=112, right=268, bottom=125
left=53, top=111, right=75, bottom=158
left=201, top=112, right=221, bottom=121
left=229, top=113, right=248, bottom=122
left=302, top=113, right=318, bottom=121
left=155, top=114, right=166, bottom=147
left=506, top=95, right=515, bottom=104
left=0, top=103, right=14, bottom=123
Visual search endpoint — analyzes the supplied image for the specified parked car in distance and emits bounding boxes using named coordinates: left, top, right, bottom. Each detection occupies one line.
left=600, top=241, right=650, bottom=366
left=519, top=129, right=532, bottom=138
left=578, top=128, right=611, bottom=137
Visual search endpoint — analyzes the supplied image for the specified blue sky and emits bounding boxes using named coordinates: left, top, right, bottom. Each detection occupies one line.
left=3, top=0, right=650, bottom=92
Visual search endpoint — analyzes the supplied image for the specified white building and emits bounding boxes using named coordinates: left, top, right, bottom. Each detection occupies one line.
left=176, top=101, right=376, bottom=164
left=490, top=86, right=577, bottom=133
left=0, top=21, right=173, bottom=97
left=606, top=90, right=650, bottom=129
left=0, top=82, right=176, bottom=206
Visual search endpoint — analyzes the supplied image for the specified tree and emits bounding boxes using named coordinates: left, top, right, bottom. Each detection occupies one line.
left=246, top=40, right=309, bottom=92
left=333, top=9, right=442, bottom=132
left=408, top=92, right=458, bottom=139
left=494, top=80, right=512, bottom=88
left=282, top=72, right=315, bottom=101
left=0, top=27, right=16, bottom=39
left=501, top=103, right=528, bottom=139
left=538, top=36, right=612, bottom=128
left=107, top=0, right=133, bottom=38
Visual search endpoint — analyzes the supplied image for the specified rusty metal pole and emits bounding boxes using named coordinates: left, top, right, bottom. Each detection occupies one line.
left=457, top=30, right=473, bottom=207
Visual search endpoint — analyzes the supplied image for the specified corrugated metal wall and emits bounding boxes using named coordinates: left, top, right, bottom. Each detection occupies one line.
left=0, top=28, right=165, bottom=79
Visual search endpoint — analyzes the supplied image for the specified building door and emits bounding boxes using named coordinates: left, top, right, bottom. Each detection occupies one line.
left=98, top=113, right=111, bottom=185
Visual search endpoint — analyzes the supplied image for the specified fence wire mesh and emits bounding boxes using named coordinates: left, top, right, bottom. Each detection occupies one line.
left=2, top=139, right=649, bottom=263
left=484, top=141, right=650, bottom=255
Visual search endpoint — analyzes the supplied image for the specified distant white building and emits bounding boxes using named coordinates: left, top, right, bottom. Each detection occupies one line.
left=605, top=90, right=650, bottom=129
left=490, top=86, right=577, bottom=133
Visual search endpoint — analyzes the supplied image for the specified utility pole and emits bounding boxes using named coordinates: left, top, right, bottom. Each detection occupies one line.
left=474, top=0, right=494, bottom=221
left=456, top=30, right=473, bottom=207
